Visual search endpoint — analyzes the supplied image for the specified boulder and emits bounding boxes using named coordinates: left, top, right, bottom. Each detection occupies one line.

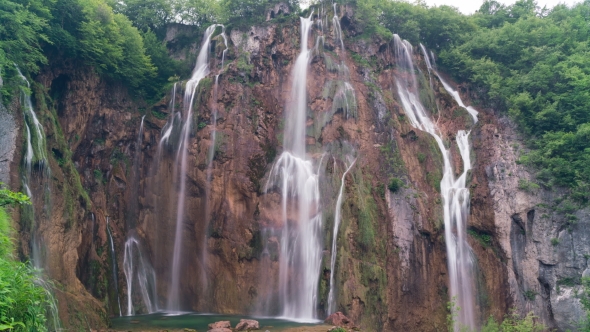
left=236, top=319, right=260, bottom=330
left=208, top=321, right=231, bottom=329
left=325, top=312, right=352, bottom=327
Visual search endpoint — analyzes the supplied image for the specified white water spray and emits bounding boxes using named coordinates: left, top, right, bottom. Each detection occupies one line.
left=327, top=157, right=356, bottom=314
left=168, top=24, right=221, bottom=311
left=393, top=36, right=478, bottom=330
left=264, top=14, right=323, bottom=321
left=123, top=232, right=158, bottom=315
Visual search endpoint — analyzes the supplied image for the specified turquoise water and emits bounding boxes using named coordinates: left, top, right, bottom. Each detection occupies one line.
left=111, top=312, right=324, bottom=331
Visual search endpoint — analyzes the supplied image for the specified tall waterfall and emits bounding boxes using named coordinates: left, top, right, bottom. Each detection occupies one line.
left=168, top=24, right=220, bottom=311
left=202, top=27, right=229, bottom=295
left=106, top=217, right=123, bottom=316
left=393, top=36, right=478, bottom=330
left=327, top=157, right=356, bottom=314
left=15, top=66, right=49, bottom=270
left=265, top=14, right=322, bottom=321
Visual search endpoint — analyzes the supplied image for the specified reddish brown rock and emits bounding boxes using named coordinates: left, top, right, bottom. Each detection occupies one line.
left=208, top=321, right=231, bottom=330
left=325, top=312, right=352, bottom=327
left=236, top=319, right=260, bottom=330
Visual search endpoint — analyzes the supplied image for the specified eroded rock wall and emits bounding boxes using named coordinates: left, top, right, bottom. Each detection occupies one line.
left=8, top=5, right=583, bottom=332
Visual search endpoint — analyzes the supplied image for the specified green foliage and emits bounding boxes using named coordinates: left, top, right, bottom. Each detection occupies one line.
left=0, top=189, right=53, bottom=331
left=517, top=179, right=540, bottom=193
left=437, top=0, right=590, bottom=202
left=388, top=177, right=403, bottom=193
left=579, top=277, right=590, bottom=330
left=551, top=238, right=560, bottom=246
left=523, top=290, right=537, bottom=301
left=0, top=183, right=31, bottom=207
left=467, top=229, right=492, bottom=247
left=331, top=328, right=346, bottom=332
left=480, top=310, right=545, bottom=332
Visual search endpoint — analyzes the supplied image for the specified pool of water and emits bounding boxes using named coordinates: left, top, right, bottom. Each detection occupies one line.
left=111, top=312, right=326, bottom=331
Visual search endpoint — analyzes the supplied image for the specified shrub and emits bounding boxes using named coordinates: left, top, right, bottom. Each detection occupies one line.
left=518, top=179, right=540, bottom=193
left=388, top=177, right=403, bottom=193
left=0, top=187, right=54, bottom=331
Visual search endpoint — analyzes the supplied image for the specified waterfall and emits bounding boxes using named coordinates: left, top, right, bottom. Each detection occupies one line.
left=168, top=24, right=221, bottom=311
left=202, top=27, right=229, bottom=292
left=330, top=4, right=356, bottom=119
left=128, top=115, right=145, bottom=229
left=123, top=232, right=158, bottom=315
left=264, top=13, right=322, bottom=321
left=420, top=44, right=478, bottom=124
left=393, top=36, right=478, bottom=330
left=16, top=66, right=47, bottom=169
left=327, top=157, right=356, bottom=314
left=107, top=217, right=123, bottom=316
left=15, top=66, right=49, bottom=270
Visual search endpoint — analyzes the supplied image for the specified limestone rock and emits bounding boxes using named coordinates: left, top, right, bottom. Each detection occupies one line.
left=235, top=319, right=260, bottom=330
left=208, top=321, right=231, bottom=330
left=325, top=312, right=352, bottom=327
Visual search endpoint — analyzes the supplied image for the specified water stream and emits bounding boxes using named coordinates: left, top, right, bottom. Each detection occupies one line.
left=123, top=232, right=158, bottom=315
left=107, top=217, right=123, bottom=316
left=168, top=24, right=222, bottom=311
left=264, top=13, right=322, bottom=321
left=327, top=157, right=356, bottom=314
left=393, top=36, right=478, bottom=330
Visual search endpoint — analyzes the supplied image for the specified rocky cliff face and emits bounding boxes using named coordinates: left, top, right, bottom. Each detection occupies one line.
left=3, top=4, right=587, bottom=331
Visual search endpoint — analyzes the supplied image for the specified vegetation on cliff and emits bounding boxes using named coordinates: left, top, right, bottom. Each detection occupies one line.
left=354, top=0, right=590, bottom=203
left=0, top=184, right=53, bottom=331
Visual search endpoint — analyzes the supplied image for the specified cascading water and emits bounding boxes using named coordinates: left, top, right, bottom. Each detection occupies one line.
left=420, top=44, right=478, bottom=124
left=327, top=157, right=356, bottom=314
left=201, top=27, right=229, bottom=294
left=123, top=232, right=158, bottom=315
left=168, top=24, right=221, bottom=311
left=328, top=4, right=357, bottom=119
left=15, top=66, right=50, bottom=272
left=106, top=217, right=123, bottom=316
left=393, top=35, right=478, bottom=330
left=128, top=115, right=145, bottom=228
left=264, top=14, right=322, bottom=321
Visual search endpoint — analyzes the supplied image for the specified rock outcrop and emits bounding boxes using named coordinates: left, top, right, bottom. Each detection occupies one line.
left=235, top=319, right=260, bottom=330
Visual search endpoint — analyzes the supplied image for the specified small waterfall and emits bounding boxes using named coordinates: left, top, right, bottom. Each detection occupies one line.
left=33, top=274, right=63, bottom=331
left=420, top=44, right=478, bottom=123
left=329, top=5, right=356, bottom=119
left=16, top=66, right=47, bottom=169
left=327, top=157, right=356, bottom=314
left=123, top=232, right=158, bottom=315
left=393, top=36, right=478, bottom=330
left=15, top=66, right=49, bottom=270
left=128, top=115, right=145, bottom=229
left=168, top=24, right=221, bottom=311
left=160, top=83, right=177, bottom=147
left=106, top=217, right=123, bottom=316
left=265, top=14, right=322, bottom=321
